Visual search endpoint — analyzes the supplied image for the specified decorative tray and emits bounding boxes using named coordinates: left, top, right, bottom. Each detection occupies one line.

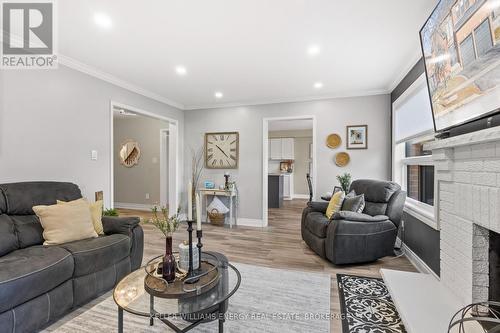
left=144, top=253, right=221, bottom=299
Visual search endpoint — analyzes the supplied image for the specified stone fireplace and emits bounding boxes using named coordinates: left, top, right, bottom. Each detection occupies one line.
left=426, top=127, right=500, bottom=306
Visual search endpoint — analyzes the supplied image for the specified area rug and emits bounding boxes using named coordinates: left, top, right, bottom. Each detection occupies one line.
left=337, top=274, right=406, bottom=333
left=44, top=263, right=330, bottom=333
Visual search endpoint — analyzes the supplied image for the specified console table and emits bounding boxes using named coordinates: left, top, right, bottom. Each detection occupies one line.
left=199, top=189, right=237, bottom=228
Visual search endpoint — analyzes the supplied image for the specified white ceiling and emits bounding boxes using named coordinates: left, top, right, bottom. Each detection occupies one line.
left=58, top=0, right=438, bottom=110
left=269, top=119, right=313, bottom=131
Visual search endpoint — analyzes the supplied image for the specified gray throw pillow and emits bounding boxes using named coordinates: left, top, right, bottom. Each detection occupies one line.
left=341, top=193, right=365, bottom=213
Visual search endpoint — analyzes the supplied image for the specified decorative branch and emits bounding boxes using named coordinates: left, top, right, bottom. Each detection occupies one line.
left=147, top=205, right=181, bottom=238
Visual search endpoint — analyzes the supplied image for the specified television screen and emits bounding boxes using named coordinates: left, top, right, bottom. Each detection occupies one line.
left=420, top=0, right=500, bottom=132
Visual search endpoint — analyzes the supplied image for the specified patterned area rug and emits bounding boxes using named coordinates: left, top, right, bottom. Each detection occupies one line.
left=337, top=274, right=406, bottom=333
left=45, top=263, right=331, bottom=333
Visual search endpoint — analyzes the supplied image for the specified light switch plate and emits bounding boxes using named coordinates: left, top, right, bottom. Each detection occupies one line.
left=91, top=150, right=98, bottom=161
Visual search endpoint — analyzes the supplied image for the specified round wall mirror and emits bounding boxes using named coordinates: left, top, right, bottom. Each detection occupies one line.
left=119, top=140, right=141, bottom=167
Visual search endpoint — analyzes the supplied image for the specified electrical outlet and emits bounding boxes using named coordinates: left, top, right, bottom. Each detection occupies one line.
left=145, top=193, right=150, bottom=200
left=91, top=150, right=98, bottom=161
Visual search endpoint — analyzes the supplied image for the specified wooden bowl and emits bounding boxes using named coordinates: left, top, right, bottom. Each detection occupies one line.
left=326, top=134, right=341, bottom=149
left=335, top=152, right=350, bottom=167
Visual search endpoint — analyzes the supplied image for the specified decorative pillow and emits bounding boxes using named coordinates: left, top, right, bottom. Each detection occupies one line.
left=33, top=200, right=98, bottom=245
left=342, top=193, right=365, bottom=213
left=57, top=198, right=104, bottom=235
left=325, top=191, right=345, bottom=220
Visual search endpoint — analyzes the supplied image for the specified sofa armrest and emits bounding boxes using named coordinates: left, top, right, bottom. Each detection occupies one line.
left=332, top=211, right=389, bottom=223
left=102, top=216, right=140, bottom=236
left=102, top=216, right=143, bottom=270
left=307, top=201, right=329, bottom=213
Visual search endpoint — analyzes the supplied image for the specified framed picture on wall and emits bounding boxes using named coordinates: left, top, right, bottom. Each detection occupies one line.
left=346, top=125, right=367, bottom=149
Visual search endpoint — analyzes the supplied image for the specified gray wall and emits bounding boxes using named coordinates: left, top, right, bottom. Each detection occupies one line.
left=0, top=65, right=184, bottom=209
left=391, top=58, right=440, bottom=276
left=114, top=115, right=170, bottom=205
left=269, top=129, right=312, bottom=195
left=184, top=95, right=392, bottom=221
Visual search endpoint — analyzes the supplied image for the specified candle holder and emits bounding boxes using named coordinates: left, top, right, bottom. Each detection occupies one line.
left=185, top=220, right=199, bottom=284
left=196, top=230, right=203, bottom=272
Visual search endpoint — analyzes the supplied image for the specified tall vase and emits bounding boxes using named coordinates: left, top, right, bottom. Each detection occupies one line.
left=163, top=236, right=176, bottom=283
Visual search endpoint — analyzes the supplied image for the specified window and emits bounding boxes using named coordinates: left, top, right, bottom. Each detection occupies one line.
left=474, top=19, right=493, bottom=57
left=393, top=74, right=436, bottom=228
left=460, top=34, right=476, bottom=67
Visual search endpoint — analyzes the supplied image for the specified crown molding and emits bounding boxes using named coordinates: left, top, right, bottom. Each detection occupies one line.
left=183, top=89, right=390, bottom=110
left=386, top=49, right=423, bottom=95
left=58, top=55, right=185, bottom=110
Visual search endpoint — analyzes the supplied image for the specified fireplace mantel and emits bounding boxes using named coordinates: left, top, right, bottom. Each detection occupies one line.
left=425, top=126, right=500, bottom=150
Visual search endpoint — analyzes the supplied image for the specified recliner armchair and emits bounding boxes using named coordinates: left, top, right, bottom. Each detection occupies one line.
left=301, top=179, right=406, bottom=265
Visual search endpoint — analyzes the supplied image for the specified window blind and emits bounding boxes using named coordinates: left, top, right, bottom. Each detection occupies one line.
left=393, top=74, right=435, bottom=143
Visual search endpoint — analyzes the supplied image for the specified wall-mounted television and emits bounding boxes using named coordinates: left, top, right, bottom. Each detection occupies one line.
left=420, top=0, right=500, bottom=133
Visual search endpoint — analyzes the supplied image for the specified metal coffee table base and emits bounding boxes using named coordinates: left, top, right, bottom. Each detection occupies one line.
left=117, top=297, right=226, bottom=333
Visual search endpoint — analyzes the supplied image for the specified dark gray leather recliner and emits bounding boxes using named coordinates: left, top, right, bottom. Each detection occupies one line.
left=0, top=182, right=144, bottom=333
left=301, top=179, right=406, bottom=265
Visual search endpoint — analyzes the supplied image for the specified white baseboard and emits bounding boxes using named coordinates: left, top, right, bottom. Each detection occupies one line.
left=114, top=202, right=154, bottom=211
left=402, top=243, right=440, bottom=280
left=237, top=218, right=264, bottom=228
left=292, top=194, right=309, bottom=199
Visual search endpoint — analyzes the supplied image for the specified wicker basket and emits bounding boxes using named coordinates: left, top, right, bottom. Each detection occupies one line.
left=208, top=208, right=225, bottom=226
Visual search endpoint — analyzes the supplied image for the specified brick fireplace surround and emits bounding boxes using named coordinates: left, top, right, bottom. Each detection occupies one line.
left=382, top=126, right=500, bottom=332
left=427, top=126, right=500, bottom=306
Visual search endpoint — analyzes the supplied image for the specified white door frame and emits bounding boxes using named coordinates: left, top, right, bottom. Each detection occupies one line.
left=160, top=129, right=168, bottom=207
left=262, top=115, right=317, bottom=227
left=109, top=101, right=180, bottom=213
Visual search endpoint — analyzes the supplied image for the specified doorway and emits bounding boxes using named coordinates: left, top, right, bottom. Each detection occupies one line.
left=262, top=116, right=316, bottom=227
left=110, top=101, right=179, bottom=212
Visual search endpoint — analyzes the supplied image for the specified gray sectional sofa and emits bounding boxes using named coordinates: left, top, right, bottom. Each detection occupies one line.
left=302, top=179, right=406, bottom=265
left=0, top=182, right=144, bottom=333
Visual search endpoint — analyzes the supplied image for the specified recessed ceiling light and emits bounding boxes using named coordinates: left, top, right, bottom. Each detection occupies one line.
left=314, top=82, right=323, bottom=89
left=215, top=92, right=223, bottom=99
left=94, top=13, right=112, bottom=29
left=307, top=45, right=321, bottom=56
left=175, top=66, right=187, bottom=76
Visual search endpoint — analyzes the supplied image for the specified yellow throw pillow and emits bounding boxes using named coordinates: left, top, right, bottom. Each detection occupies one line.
left=33, top=200, right=98, bottom=245
left=57, top=199, right=104, bottom=235
left=325, top=191, right=346, bottom=219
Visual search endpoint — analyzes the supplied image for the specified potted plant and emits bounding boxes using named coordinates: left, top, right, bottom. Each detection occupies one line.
left=148, top=206, right=180, bottom=283
left=336, top=173, right=352, bottom=193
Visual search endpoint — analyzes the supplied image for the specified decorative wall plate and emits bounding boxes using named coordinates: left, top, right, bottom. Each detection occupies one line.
left=335, top=152, right=350, bottom=167
left=119, top=140, right=141, bottom=167
left=326, top=134, right=341, bottom=149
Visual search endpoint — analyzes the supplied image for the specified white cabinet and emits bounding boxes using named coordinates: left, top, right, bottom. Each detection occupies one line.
left=269, top=139, right=282, bottom=160
left=283, top=173, right=293, bottom=200
left=281, top=138, right=294, bottom=160
left=269, top=138, right=294, bottom=160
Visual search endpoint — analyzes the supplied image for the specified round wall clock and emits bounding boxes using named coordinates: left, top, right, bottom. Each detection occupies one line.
left=205, top=132, right=239, bottom=169
left=326, top=133, right=341, bottom=149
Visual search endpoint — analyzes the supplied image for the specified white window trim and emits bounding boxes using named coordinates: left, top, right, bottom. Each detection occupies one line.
left=399, top=154, right=438, bottom=230
left=401, top=155, right=434, bottom=166
left=404, top=198, right=437, bottom=230
left=392, top=75, right=437, bottom=230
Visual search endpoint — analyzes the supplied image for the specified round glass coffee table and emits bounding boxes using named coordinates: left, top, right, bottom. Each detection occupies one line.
left=113, top=252, right=241, bottom=333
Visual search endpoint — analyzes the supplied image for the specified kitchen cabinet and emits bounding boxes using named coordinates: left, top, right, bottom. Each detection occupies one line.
left=269, top=139, right=282, bottom=160
left=282, top=173, right=293, bottom=200
left=281, top=138, right=294, bottom=160
left=269, top=138, right=294, bottom=160
left=268, top=175, right=283, bottom=208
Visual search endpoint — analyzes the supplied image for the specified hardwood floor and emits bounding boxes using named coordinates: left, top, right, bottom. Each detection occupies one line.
left=118, top=199, right=416, bottom=331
